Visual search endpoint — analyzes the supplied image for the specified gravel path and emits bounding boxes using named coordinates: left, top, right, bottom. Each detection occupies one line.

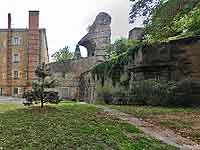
left=96, top=105, right=200, bottom=150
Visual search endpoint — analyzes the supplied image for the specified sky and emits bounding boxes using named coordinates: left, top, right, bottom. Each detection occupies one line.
left=0, top=0, right=142, bottom=61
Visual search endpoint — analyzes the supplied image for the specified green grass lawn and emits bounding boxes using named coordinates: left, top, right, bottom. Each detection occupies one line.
left=0, top=103, right=24, bottom=112
left=0, top=102, right=177, bottom=150
left=106, top=105, right=200, bottom=144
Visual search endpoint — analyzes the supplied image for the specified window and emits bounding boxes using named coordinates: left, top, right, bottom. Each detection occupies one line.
left=13, top=53, right=20, bottom=63
left=12, top=36, right=21, bottom=45
left=13, top=87, right=19, bottom=96
left=14, top=71, right=19, bottom=79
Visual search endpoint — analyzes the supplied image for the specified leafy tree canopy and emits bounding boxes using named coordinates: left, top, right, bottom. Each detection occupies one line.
left=106, top=38, right=138, bottom=60
left=145, top=0, right=200, bottom=42
left=52, top=46, right=74, bottom=63
left=129, top=0, right=161, bottom=24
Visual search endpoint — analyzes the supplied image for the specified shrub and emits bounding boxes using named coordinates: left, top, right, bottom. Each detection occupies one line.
left=96, top=82, right=129, bottom=104
left=96, top=83, right=113, bottom=104
left=96, top=78, right=200, bottom=107
left=129, top=79, right=200, bottom=107
left=129, top=79, right=177, bottom=106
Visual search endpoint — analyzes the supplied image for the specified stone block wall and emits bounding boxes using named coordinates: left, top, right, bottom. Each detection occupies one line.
left=129, top=36, right=200, bottom=81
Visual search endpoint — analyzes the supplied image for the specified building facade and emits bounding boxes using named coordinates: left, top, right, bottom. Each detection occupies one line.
left=0, top=11, right=49, bottom=97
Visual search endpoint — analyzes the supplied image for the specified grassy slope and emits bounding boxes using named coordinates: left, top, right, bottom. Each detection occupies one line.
left=0, top=102, right=177, bottom=150
left=106, top=105, right=200, bottom=143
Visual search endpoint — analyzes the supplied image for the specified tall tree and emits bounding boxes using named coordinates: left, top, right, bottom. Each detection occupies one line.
left=145, top=0, right=200, bottom=42
left=52, top=46, right=73, bottom=63
left=129, top=0, right=161, bottom=24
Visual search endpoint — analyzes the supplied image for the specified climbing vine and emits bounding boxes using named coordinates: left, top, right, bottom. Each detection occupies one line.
left=92, top=42, right=145, bottom=86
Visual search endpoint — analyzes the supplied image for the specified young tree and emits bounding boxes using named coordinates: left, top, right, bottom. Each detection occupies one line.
left=52, top=46, right=74, bottom=63
left=24, top=63, right=59, bottom=108
left=34, top=63, right=49, bottom=107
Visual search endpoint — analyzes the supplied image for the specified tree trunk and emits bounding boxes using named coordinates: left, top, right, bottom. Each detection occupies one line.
left=41, top=77, right=45, bottom=108
left=41, top=99, right=44, bottom=108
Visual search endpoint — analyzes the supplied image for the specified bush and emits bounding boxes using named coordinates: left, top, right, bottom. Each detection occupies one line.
left=96, top=83, right=113, bottom=104
left=96, top=78, right=200, bottom=107
left=23, top=90, right=61, bottom=106
left=96, top=82, right=129, bottom=105
left=129, top=79, right=177, bottom=106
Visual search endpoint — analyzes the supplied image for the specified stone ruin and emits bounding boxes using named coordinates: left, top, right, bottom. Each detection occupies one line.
left=50, top=11, right=200, bottom=104
left=78, top=12, right=111, bottom=60
left=49, top=12, right=111, bottom=103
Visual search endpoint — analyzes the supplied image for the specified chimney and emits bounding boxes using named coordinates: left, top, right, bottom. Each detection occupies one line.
left=29, top=11, right=39, bottom=29
left=8, top=13, right=11, bottom=29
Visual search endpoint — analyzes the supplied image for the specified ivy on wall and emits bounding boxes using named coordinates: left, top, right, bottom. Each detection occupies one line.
left=92, top=42, right=145, bottom=86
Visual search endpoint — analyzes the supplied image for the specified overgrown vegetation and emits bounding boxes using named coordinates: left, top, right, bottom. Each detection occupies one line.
left=128, top=79, right=177, bottom=106
left=145, top=0, right=200, bottom=42
left=96, top=78, right=200, bottom=107
left=92, top=0, right=200, bottom=107
left=0, top=102, right=177, bottom=150
left=92, top=39, right=143, bottom=86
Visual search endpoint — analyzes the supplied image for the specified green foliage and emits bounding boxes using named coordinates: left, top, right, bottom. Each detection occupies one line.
left=92, top=53, right=128, bottom=86
left=106, top=38, right=138, bottom=60
left=24, top=63, right=59, bottom=107
left=129, top=79, right=177, bottom=106
left=146, top=0, right=200, bottom=42
left=92, top=40, right=143, bottom=86
left=129, top=0, right=161, bottom=24
left=96, top=82, right=129, bottom=104
left=52, top=46, right=74, bottom=63
left=173, top=4, right=200, bottom=34
left=0, top=103, right=177, bottom=150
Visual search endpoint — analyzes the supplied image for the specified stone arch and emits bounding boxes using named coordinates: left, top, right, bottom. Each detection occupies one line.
left=78, top=12, right=111, bottom=58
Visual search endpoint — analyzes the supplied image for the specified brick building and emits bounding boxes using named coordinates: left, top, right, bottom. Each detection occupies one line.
left=0, top=11, right=49, bottom=97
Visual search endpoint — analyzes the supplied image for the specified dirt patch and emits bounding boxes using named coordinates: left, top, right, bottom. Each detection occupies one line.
left=28, top=106, right=58, bottom=114
left=145, top=112, right=200, bottom=144
left=96, top=105, right=200, bottom=150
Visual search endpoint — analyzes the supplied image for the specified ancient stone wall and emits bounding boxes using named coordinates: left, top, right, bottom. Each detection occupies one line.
left=49, top=57, right=100, bottom=100
left=50, top=12, right=112, bottom=101
left=129, top=36, right=200, bottom=81
left=78, top=12, right=111, bottom=59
